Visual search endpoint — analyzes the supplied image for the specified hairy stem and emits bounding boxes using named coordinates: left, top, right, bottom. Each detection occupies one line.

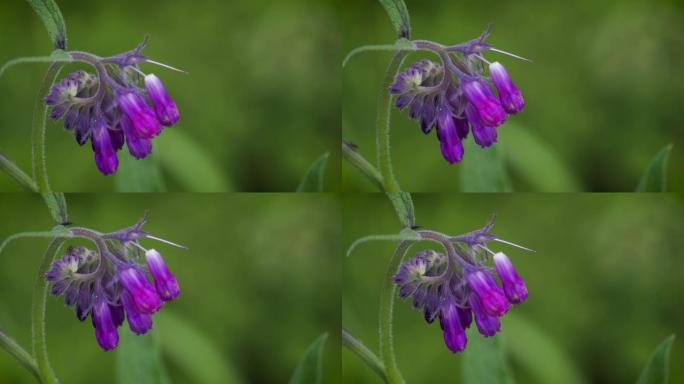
left=379, top=240, right=414, bottom=384
left=376, top=50, right=410, bottom=192
left=0, top=329, right=40, bottom=381
left=342, top=328, right=388, bottom=383
left=32, top=63, right=64, bottom=192
left=32, top=237, right=66, bottom=384
left=342, top=140, right=385, bottom=191
left=0, top=150, right=38, bottom=191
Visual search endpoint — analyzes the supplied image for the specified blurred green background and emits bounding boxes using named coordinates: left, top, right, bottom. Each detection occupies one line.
left=0, top=0, right=340, bottom=192
left=343, top=193, right=684, bottom=383
left=0, top=193, right=340, bottom=383
left=342, top=0, right=684, bottom=192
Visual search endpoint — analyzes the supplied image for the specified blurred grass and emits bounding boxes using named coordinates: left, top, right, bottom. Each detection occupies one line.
left=0, top=194, right=340, bottom=384
left=0, top=0, right=340, bottom=192
left=342, top=0, right=684, bottom=192
left=342, top=193, right=684, bottom=383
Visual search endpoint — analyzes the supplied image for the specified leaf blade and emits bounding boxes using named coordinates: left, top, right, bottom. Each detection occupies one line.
left=636, top=335, right=675, bottom=384
left=296, top=152, right=329, bottom=192
left=117, top=328, right=170, bottom=384
left=460, top=138, right=513, bottom=192
left=386, top=191, right=415, bottom=228
left=636, top=144, right=673, bottom=192
left=377, top=0, right=411, bottom=38
left=41, top=192, right=69, bottom=225
left=25, top=0, right=67, bottom=49
left=462, top=329, right=516, bottom=384
left=289, top=333, right=328, bottom=384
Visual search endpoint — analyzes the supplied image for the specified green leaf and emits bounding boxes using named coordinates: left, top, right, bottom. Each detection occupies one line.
left=503, top=315, right=585, bottom=384
left=115, top=153, right=167, bottom=192
left=636, top=144, right=673, bottom=192
left=342, top=140, right=384, bottom=191
left=636, top=335, right=675, bottom=384
left=377, top=0, right=411, bottom=38
left=386, top=191, right=415, bottom=228
left=0, top=50, right=72, bottom=80
left=25, top=0, right=68, bottom=49
left=41, top=192, right=69, bottom=225
left=460, top=139, right=513, bottom=192
left=462, top=329, right=516, bottom=384
left=156, top=312, right=242, bottom=384
left=155, top=129, right=232, bottom=192
left=289, top=333, right=328, bottom=384
left=296, top=152, right=329, bottom=192
left=0, top=329, right=40, bottom=381
left=342, top=39, right=414, bottom=67
left=117, top=328, right=170, bottom=384
left=502, top=124, right=581, bottom=192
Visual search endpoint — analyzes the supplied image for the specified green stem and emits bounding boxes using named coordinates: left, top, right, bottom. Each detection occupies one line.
left=32, top=63, right=64, bottom=193
left=0, top=329, right=40, bottom=381
left=379, top=240, right=414, bottom=384
left=376, top=50, right=409, bottom=193
left=0, top=150, right=39, bottom=191
left=342, top=140, right=385, bottom=191
left=32, top=237, right=65, bottom=384
left=342, top=328, right=388, bottom=383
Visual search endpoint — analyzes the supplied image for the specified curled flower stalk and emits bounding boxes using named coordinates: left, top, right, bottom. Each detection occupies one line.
left=44, top=38, right=181, bottom=175
left=393, top=217, right=530, bottom=353
left=389, top=27, right=527, bottom=164
left=45, top=213, right=183, bottom=351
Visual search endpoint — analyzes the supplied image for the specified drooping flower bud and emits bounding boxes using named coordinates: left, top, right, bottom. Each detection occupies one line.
left=92, top=296, right=119, bottom=351
left=469, top=293, right=501, bottom=337
left=117, top=92, right=161, bottom=138
left=145, top=74, right=180, bottom=126
left=465, top=104, right=498, bottom=148
left=436, top=107, right=464, bottom=164
left=489, top=62, right=525, bottom=114
left=91, top=118, right=119, bottom=175
left=439, top=296, right=468, bottom=353
left=466, top=270, right=510, bottom=317
left=493, top=252, right=528, bottom=303
left=145, top=249, right=180, bottom=301
left=120, top=114, right=152, bottom=159
left=118, top=267, right=162, bottom=314
left=462, top=79, right=507, bottom=127
left=121, top=291, right=153, bottom=335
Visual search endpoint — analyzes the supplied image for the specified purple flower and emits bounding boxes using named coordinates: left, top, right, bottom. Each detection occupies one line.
left=122, top=291, right=153, bottom=335
left=462, top=79, right=507, bottom=127
left=439, top=296, right=468, bottom=353
left=91, top=118, right=119, bottom=175
left=145, top=249, right=180, bottom=301
left=118, top=267, right=162, bottom=314
left=92, top=297, right=119, bottom=351
left=436, top=107, right=464, bottom=164
left=469, top=294, right=501, bottom=337
left=145, top=74, right=180, bottom=126
left=117, top=92, right=161, bottom=139
left=465, top=104, right=498, bottom=148
left=493, top=252, right=528, bottom=303
left=466, top=270, right=511, bottom=317
left=120, top=114, right=152, bottom=159
left=489, top=62, right=525, bottom=114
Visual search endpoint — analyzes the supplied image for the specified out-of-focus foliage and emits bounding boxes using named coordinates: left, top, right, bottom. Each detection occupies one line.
left=342, top=0, right=684, bottom=192
left=342, top=194, right=684, bottom=383
left=0, top=194, right=341, bottom=383
left=0, top=0, right=340, bottom=191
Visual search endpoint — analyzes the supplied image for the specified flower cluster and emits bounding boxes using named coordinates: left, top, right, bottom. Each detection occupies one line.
left=393, top=219, right=529, bottom=353
left=44, top=39, right=180, bottom=175
left=46, top=214, right=182, bottom=351
left=389, top=28, right=526, bottom=164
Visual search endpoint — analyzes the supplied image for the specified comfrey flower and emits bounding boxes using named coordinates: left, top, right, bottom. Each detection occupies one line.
left=393, top=217, right=530, bottom=353
left=389, top=27, right=527, bottom=164
left=45, top=213, right=184, bottom=351
left=44, top=38, right=181, bottom=175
